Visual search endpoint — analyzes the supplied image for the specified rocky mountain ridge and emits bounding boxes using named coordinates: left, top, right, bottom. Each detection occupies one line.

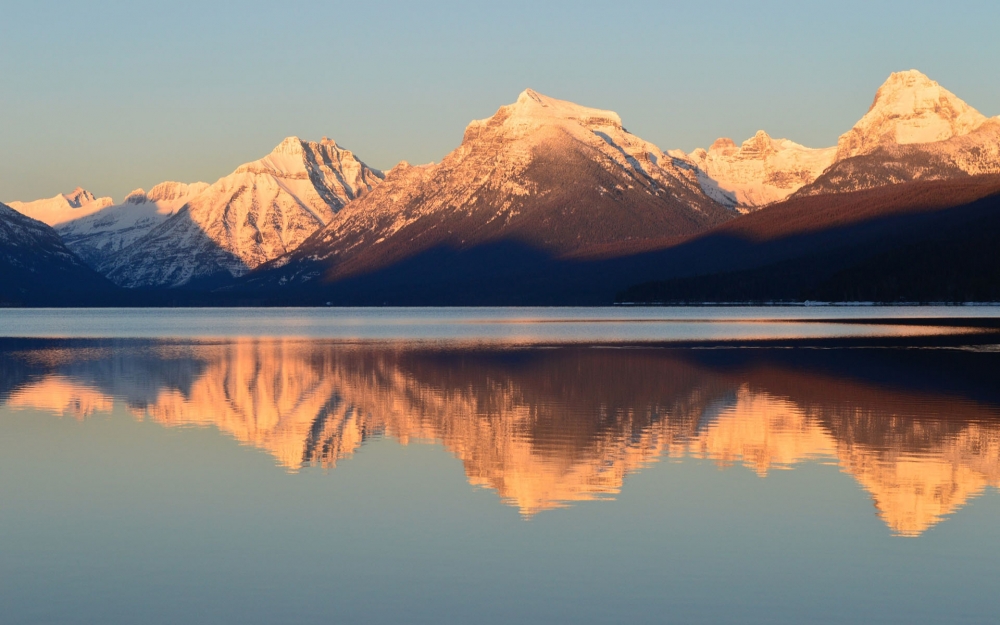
left=680, top=69, right=999, bottom=207
left=836, top=69, right=988, bottom=160
left=244, top=88, right=734, bottom=290
left=8, top=187, right=115, bottom=226
left=9, top=137, right=385, bottom=288
left=102, top=136, right=384, bottom=288
left=682, top=131, right=836, bottom=209
left=795, top=117, right=1000, bottom=197
left=55, top=181, right=209, bottom=270
left=4, top=69, right=997, bottom=300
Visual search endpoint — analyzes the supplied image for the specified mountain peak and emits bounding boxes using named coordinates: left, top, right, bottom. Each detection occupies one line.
left=878, top=69, right=936, bottom=92
left=510, top=88, right=622, bottom=126
left=6, top=187, right=114, bottom=226
left=740, top=130, right=774, bottom=156
left=271, top=136, right=305, bottom=156
left=100, top=135, right=384, bottom=288
left=710, top=137, right=737, bottom=151
left=837, top=69, right=987, bottom=160
left=240, top=136, right=375, bottom=180
left=64, top=187, right=96, bottom=207
left=269, top=135, right=340, bottom=155
left=235, top=137, right=317, bottom=177
left=687, top=129, right=837, bottom=208
left=463, top=89, right=624, bottom=147
left=124, top=189, right=147, bottom=204
left=516, top=88, right=545, bottom=106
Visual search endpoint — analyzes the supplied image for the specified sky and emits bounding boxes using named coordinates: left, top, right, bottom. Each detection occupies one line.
left=2, top=0, right=998, bottom=203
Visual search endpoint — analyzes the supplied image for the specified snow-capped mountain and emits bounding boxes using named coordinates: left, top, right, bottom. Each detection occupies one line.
left=89, top=137, right=382, bottom=288
left=682, top=69, right=999, bottom=207
left=683, top=131, right=836, bottom=209
left=0, top=201, right=116, bottom=304
left=795, top=71, right=1000, bottom=196
left=835, top=69, right=988, bottom=160
left=107, top=137, right=382, bottom=287
left=6, top=68, right=995, bottom=303
left=54, top=181, right=209, bottom=270
left=7, top=187, right=114, bottom=226
left=794, top=120, right=1000, bottom=197
left=246, top=89, right=734, bottom=291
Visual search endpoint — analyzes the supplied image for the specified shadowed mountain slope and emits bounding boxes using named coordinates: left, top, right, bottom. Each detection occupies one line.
left=6, top=70, right=996, bottom=305
left=233, top=89, right=735, bottom=300
left=103, top=137, right=384, bottom=288
left=0, top=202, right=120, bottom=305
left=216, top=175, right=1000, bottom=305
left=52, top=182, right=210, bottom=270
left=618, top=174, right=1000, bottom=302
left=225, top=75, right=999, bottom=305
left=7, top=138, right=384, bottom=290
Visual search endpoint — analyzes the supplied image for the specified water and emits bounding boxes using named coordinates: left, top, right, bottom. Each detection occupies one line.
left=1, top=308, right=999, bottom=624
left=0, top=305, right=996, bottom=341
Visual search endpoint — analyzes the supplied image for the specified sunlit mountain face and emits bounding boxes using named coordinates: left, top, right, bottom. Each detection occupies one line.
left=2, top=339, right=998, bottom=536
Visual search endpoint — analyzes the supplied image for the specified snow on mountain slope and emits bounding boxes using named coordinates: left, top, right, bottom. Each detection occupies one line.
left=795, top=118, right=1000, bottom=197
left=684, top=132, right=836, bottom=209
left=685, top=69, right=998, bottom=205
left=836, top=69, right=988, bottom=160
left=245, top=89, right=735, bottom=290
left=794, top=70, right=1000, bottom=197
left=55, top=181, right=209, bottom=270
left=100, top=137, right=383, bottom=288
left=7, top=187, right=114, bottom=226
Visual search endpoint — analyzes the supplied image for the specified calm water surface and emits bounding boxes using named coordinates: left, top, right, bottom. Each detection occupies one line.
left=1, top=307, right=999, bottom=624
left=0, top=305, right=997, bottom=341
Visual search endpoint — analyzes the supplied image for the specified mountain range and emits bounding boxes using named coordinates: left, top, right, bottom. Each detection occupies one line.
left=3, top=69, right=998, bottom=304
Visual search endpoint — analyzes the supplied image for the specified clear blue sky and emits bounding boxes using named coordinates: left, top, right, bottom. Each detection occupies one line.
left=2, top=0, right=998, bottom=202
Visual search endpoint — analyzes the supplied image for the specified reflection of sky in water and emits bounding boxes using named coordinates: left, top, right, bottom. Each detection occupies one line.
left=2, top=315, right=1000, bottom=625
left=0, top=306, right=995, bottom=341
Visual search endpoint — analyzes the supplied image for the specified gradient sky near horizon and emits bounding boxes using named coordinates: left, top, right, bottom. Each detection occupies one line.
left=2, top=0, right=998, bottom=203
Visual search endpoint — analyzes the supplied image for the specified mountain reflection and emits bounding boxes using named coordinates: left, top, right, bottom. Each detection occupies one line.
left=3, top=339, right=999, bottom=536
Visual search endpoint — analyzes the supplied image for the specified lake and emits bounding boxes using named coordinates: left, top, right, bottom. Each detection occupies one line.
left=2, top=307, right=999, bottom=624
